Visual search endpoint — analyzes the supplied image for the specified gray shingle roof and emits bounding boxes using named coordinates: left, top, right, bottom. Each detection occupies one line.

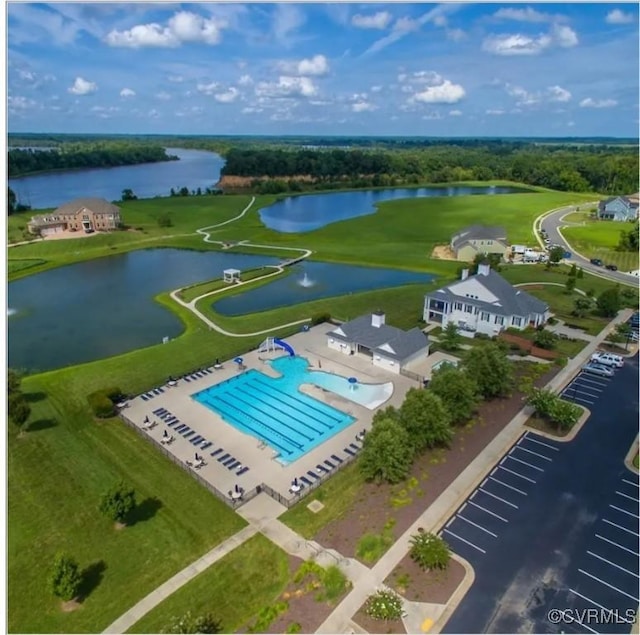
left=426, top=269, right=548, bottom=318
left=53, top=198, right=121, bottom=216
left=326, top=315, right=428, bottom=362
left=451, top=225, right=507, bottom=250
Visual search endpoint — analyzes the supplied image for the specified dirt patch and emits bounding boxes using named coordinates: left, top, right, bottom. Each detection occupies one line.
left=431, top=245, right=458, bottom=261
left=61, top=599, right=81, bottom=612
left=114, top=521, right=126, bottom=531
left=385, top=554, right=466, bottom=604
left=314, top=364, right=560, bottom=560
left=352, top=604, right=407, bottom=634
left=524, top=414, right=570, bottom=438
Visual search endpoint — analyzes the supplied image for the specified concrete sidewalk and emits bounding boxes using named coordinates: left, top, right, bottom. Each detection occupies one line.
left=316, top=309, right=634, bottom=634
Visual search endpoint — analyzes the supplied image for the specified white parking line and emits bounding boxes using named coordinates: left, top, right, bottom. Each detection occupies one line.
left=578, top=372, right=610, bottom=383
left=443, top=528, right=486, bottom=553
left=579, top=568, right=640, bottom=602
left=479, top=487, right=519, bottom=509
left=561, top=387, right=597, bottom=400
left=622, top=478, right=639, bottom=488
left=506, top=454, right=545, bottom=472
left=595, top=534, right=640, bottom=557
left=571, top=380, right=604, bottom=392
left=574, top=375, right=607, bottom=388
left=587, top=550, right=640, bottom=578
left=616, top=490, right=639, bottom=503
left=514, top=445, right=553, bottom=462
left=564, top=395, right=595, bottom=406
left=602, top=518, right=639, bottom=537
left=609, top=504, right=639, bottom=519
left=488, top=476, right=527, bottom=496
left=523, top=435, right=560, bottom=451
left=498, top=465, right=537, bottom=484
left=468, top=500, right=509, bottom=523
left=557, top=609, right=598, bottom=634
left=457, top=514, right=498, bottom=537
left=567, top=385, right=601, bottom=398
left=569, top=588, right=635, bottom=625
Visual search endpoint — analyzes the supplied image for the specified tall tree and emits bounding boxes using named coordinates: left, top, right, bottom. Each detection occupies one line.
left=439, top=322, right=462, bottom=352
left=428, top=365, right=479, bottom=425
left=463, top=343, right=513, bottom=399
left=399, top=389, right=453, bottom=452
left=359, top=417, right=414, bottom=484
left=8, top=187, right=16, bottom=215
left=596, top=287, right=621, bottom=317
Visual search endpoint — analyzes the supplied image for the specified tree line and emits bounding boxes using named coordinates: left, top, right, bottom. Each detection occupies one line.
left=8, top=142, right=179, bottom=177
left=221, top=145, right=639, bottom=195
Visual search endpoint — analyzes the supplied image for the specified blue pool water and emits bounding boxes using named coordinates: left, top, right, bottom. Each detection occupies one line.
left=192, top=356, right=359, bottom=463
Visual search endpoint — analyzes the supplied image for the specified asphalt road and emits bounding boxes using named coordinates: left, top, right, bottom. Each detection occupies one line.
left=539, top=206, right=637, bottom=286
left=441, top=354, right=639, bottom=634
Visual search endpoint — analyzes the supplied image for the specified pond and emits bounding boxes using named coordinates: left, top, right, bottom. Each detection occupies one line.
left=212, top=261, right=432, bottom=316
left=8, top=249, right=432, bottom=373
left=259, top=185, right=529, bottom=233
left=8, top=148, right=224, bottom=210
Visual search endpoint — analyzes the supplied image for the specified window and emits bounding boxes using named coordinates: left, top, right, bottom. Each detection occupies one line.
left=495, top=315, right=504, bottom=325
left=464, top=304, right=473, bottom=313
left=513, top=317, right=522, bottom=327
left=454, top=302, right=463, bottom=311
left=481, top=312, right=490, bottom=322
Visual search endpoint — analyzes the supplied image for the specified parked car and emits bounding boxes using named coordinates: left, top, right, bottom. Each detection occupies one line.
left=589, top=258, right=603, bottom=266
left=605, top=264, right=618, bottom=271
left=590, top=352, right=624, bottom=368
left=582, top=362, right=614, bottom=377
left=630, top=312, right=639, bottom=328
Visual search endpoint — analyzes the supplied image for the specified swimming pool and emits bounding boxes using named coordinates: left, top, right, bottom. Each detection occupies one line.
left=192, top=356, right=391, bottom=463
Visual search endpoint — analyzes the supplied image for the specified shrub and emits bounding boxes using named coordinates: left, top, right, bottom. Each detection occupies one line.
left=285, top=623, right=302, bottom=634
left=547, top=316, right=558, bottom=325
left=162, top=611, right=222, bottom=634
left=409, top=531, right=451, bottom=570
left=99, top=481, right=136, bottom=523
left=474, top=332, right=491, bottom=340
left=356, top=533, right=393, bottom=563
left=319, top=565, right=350, bottom=602
left=87, top=391, right=116, bottom=418
left=365, top=589, right=404, bottom=621
left=102, top=386, right=124, bottom=402
left=554, top=356, right=568, bottom=368
left=533, top=329, right=558, bottom=350
left=50, top=552, right=81, bottom=601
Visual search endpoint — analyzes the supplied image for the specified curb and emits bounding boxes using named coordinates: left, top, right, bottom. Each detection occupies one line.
left=524, top=406, right=590, bottom=444
left=430, top=553, right=475, bottom=634
left=624, top=434, right=639, bottom=475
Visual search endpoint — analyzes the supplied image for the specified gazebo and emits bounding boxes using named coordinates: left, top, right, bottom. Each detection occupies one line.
left=223, top=268, right=241, bottom=284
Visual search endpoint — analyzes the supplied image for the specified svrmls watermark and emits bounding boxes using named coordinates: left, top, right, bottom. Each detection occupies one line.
left=548, top=608, right=637, bottom=626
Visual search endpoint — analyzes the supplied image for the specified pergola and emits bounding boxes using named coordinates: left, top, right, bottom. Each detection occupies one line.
left=223, top=268, right=241, bottom=284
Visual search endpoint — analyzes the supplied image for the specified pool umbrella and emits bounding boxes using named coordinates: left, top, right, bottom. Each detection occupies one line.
left=348, top=377, right=358, bottom=391
left=234, top=357, right=243, bottom=364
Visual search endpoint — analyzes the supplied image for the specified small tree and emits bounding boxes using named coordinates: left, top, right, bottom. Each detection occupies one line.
left=8, top=368, right=22, bottom=395
left=9, top=397, right=31, bottom=429
left=549, top=246, right=565, bottom=264
left=596, top=287, right=621, bottom=317
left=50, top=552, right=82, bottom=602
left=463, top=343, right=513, bottom=399
left=157, top=213, right=173, bottom=228
left=163, top=611, right=222, bottom=634
left=409, top=532, right=451, bottom=571
left=526, top=388, right=557, bottom=419
left=572, top=296, right=593, bottom=318
left=548, top=398, right=582, bottom=432
left=565, top=276, right=576, bottom=294
left=359, top=418, right=414, bottom=484
left=121, top=188, right=137, bottom=201
left=568, top=263, right=577, bottom=277
left=399, top=389, right=453, bottom=453
left=533, top=329, right=558, bottom=350
left=577, top=267, right=584, bottom=279
left=439, top=322, right=462, bottom=352
left=99, top=481, right=136, bottom=524
left=428, top=365, right=479, bottom=425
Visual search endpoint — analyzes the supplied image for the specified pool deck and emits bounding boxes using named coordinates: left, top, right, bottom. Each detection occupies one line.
left=122, top=325, right=429, bottom=504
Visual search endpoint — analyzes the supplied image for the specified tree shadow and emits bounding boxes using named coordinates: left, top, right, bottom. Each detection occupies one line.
left=77, top=560, right=107, bottom=602
left=25, top=418, right=57, bottom=432
left=24, top=391, right=47, bottom=403
left=125, top=497, right=163, bottom=526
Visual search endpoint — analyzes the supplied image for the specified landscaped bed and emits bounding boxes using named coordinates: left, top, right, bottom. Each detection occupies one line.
left=352, top=603, right=407, bottom=635
left=285, top=362, right=560, bottom=563
left=525, top=414, right=574, bottom=438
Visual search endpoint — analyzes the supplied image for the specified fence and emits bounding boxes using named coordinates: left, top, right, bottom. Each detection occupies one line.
left=399, top=368, right=424, bottom=383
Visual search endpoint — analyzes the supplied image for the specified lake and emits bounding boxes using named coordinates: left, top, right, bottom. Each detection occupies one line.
left=8, top=249, right=431, bottom=372
left=212, top=261, right=432, bottom=316
left=8, top=148, right=224, bottom=210
left=259, top=185, right=528, bottom=233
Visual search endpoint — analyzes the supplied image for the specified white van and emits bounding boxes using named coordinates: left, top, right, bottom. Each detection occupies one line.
left=590, top=352, right=624, bottom=368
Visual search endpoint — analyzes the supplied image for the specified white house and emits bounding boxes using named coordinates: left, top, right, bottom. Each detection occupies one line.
left=326, top=312, right=429, bottom=374
left=597, top=196, right=639, bottom=222
left=423, top=264, right=550, bottom=337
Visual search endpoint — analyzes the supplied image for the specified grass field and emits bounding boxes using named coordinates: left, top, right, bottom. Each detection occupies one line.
left=127, top=534, right=290, bottom=634
left=562, top=219, right=639, bottom=272
left=7, top=257, right=47, bottom=274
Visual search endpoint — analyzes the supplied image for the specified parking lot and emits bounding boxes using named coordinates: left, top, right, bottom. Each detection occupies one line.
left=442, top=354, right=639, bottom=634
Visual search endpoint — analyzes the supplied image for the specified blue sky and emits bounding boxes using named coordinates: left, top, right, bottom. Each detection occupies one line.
left=7, top=2, right=639, bottom=137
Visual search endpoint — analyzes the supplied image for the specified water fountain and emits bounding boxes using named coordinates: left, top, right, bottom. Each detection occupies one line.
left=298, top=272, right=315, bottom=288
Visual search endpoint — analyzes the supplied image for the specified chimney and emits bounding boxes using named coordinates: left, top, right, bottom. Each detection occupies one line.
left=461, top=268, right=469, bottom=281
left=371, top=311, right=385, bottom=328
left=478, top=263, right=491, bottom=276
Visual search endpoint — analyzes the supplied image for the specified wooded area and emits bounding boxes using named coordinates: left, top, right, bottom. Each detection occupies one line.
left=8, top=143, right=178, bottom=177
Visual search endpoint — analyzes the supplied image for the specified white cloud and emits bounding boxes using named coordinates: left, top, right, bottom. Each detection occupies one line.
left=370, top=85, right=383, bottom=93
left=449, top=109, right=462, bottom=116
left=486, top=109, right=505, bottom=115
left=579, top=97, right=618, bottom=108
left=412, top=79, right=465, bottom=104
left=483, top=23, right=578, bottom=56
left=120, top=88, right=135, bottom=98
left=8, top=95, right=36, bottom=110
left=278, top=54, right=329, bottom=77
left=422, top=111, right=443, bottom=120
left=196, top=81, right=219, bottom=95
left=446, top=28, right=466, bottom=42
left=351, top=11, right=392, bottom=29
left=272, top=4, right=306, bottom=46
left=255, top=76, right=318, bottom=98
left=105, top=11, right=227, bottom=48
left=148, top=108, right=160, bottom=118
left=214, top=87, right=239, bottom=103
left=168, top=75, right=184, bottom=83
left=352, top=101, right=377, bottom=112
left=493, top=7, right=560, bottom=23
left=68, top=76, right=97, bottom=95
left=241, top=106, right=263, bottom=114
left=547, top=85, right=571, bottom=102
left=506, top=84, right=540, bottom=106
left=238, top=74, right=253, bottom=86
left=605, top=9, right=634, bottom=25
left=156, top=91, right=171, bottom=101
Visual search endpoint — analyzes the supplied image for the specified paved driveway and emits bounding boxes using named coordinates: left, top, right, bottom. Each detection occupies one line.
left=442, top=354, right=639, bottom=634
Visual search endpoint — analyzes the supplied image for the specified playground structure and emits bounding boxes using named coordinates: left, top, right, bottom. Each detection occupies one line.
left=259, top=337, right=295, bottom=356
left=223, top=268, right=241, bottom=284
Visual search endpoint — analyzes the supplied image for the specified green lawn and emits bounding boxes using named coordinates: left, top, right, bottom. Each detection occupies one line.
left=127, top=534, right=290, bottom=634
left=634, top=454, right=639, bottom=470
left=562, top=219, right=639, bottom=272
left=7, top=257, right=47, bottom=274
